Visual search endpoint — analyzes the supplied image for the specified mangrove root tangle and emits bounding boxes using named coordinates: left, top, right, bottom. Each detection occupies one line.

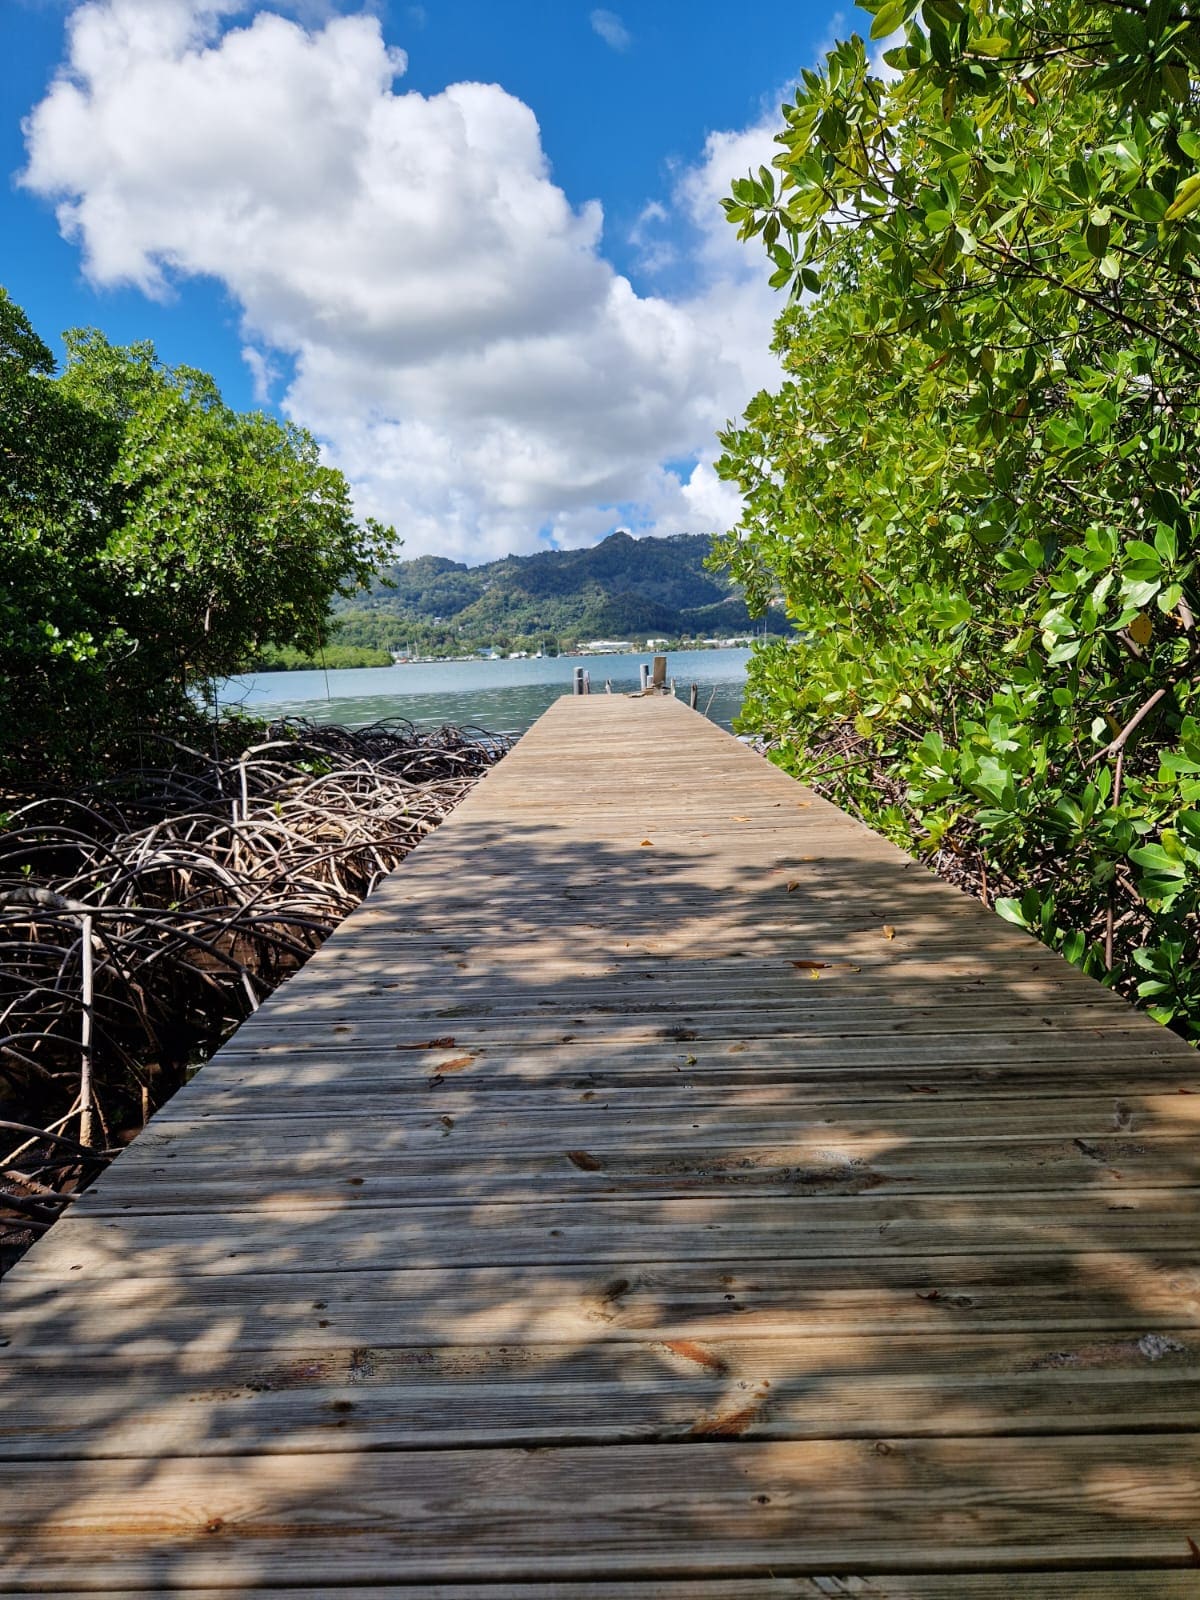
left=0, top=717, right=510, bottom=1269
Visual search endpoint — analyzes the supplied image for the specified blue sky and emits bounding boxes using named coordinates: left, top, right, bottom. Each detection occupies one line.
left=1, top=1, right=851, bottom=562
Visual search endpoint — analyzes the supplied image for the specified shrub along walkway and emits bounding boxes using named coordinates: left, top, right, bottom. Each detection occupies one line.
left=1, top=693, right=1198, bottom=1595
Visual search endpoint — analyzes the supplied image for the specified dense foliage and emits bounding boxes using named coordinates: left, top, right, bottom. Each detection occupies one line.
left=717, top=0, right=1200, bottom=1033
left=335, top=532, right=787, bottom=658
left=246, top=642, right=394, bottom=671
left=0, top=290, right=389, bottom=781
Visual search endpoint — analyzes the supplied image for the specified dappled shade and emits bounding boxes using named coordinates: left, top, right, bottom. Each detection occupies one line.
left=0, top=696, right=1197, bottom=1592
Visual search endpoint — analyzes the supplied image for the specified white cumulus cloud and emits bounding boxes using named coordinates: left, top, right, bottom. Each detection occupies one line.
left=22, top=0, right=784, bottom=562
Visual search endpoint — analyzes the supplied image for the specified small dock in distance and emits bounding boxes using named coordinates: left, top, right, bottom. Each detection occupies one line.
left=1, top=693, right=1199, bottom=1594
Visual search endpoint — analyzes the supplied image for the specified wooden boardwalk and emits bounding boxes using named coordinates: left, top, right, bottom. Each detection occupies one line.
left=1, top=693, right=1199, bottom=1595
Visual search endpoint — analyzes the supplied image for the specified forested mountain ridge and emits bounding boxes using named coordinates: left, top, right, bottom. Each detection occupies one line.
left=333, top=531, right=787, bottom=654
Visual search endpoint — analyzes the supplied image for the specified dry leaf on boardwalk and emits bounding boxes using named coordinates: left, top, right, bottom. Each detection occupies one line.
left=690, top=1404, right=761, bottom=1438
left=662, top=1339, right=729, bottom=1374
left=434, top=1054, right=476, bottom=1073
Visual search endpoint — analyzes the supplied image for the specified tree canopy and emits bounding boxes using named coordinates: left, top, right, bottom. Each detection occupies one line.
left=0, top=291, right=389, bottom=781
left=717, top=0, right=1200, bottom=1033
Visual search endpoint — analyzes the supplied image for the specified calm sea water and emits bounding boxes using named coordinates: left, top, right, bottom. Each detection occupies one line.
left=214, top=647, right=752, bottom=738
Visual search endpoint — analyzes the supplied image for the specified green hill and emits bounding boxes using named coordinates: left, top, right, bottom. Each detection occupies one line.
left=333, top=532, right=787, bottom=657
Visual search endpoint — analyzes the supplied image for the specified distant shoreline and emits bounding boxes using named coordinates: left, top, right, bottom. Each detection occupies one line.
left=241, top=641, right=757, bottom=673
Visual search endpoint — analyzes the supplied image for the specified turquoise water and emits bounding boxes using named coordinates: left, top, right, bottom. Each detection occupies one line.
left=214, top=647, right=752, bottom=737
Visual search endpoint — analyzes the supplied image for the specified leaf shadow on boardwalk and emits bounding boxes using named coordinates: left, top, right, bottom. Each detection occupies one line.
left=1, top=713, right=1199, bottom=1596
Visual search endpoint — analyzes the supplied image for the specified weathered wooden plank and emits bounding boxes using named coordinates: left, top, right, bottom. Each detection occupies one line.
left=207, top=1035, right=1180, bottom=1082
left=2, top=1437, right=1199, bottom=1587
left=160, top=1056, right=1200, bottom=1107
left=301, top=917, right=1082, bottom=946
left=2, top=1330, right=1197, bottom=1460
left=13, top=1189, right=1200, bottom=1280
left=132, top=1094, right=1200, bottom=1146
left=256, top=978, right=1099, bottom=1016
left=213, top=1009, right=1153, bottom=1054
left=33, top=1581, right=1200, bottom=1600
left=75, top=1130, right=1200, bottom=1215
left=189, top=1035, right=1194, bottom=1077
left=227, top=999, right=1140, bottom=1034
left=5, top=1252, right=1195, bottom=1353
